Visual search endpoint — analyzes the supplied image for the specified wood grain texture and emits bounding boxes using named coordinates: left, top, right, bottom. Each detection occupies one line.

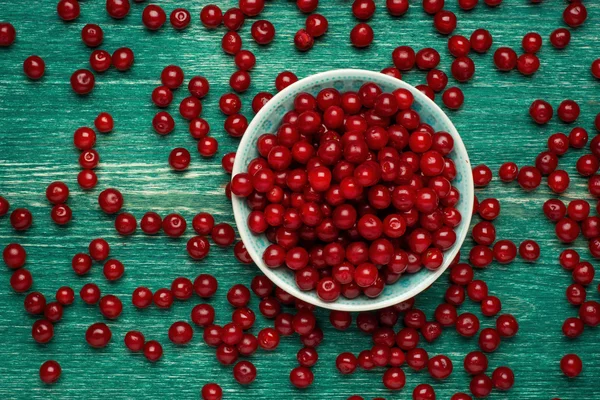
left=1, top=0, right=600, bottom=399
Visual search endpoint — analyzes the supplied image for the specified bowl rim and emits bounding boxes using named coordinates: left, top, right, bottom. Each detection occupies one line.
left=232, top=68, right=474, bottom=312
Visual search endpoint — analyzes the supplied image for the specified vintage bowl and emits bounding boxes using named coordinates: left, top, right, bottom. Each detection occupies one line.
left=232, top=69, right=474, bottom=312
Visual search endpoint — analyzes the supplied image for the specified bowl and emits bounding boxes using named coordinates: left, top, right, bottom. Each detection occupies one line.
left=232, top=69, right=474, bottom=312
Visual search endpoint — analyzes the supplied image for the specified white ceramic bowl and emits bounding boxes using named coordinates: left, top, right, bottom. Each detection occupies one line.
left=232, top=69, right=473, bottom=312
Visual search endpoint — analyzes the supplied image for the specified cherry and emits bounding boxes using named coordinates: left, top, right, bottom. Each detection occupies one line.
left=24, top=292, right=46, bottom=314
left=142, top=4, right=166, bottom=30
left=23, top=56, right=45, bottom=80
left=570, top=127, right=588, bottom=149
left=350, top=23, right=374, bottom=48
left=32, top=319, right=54, bottom=343
left=3, top=243, right=27, bottom=269
left=98, top=188, right=123, bottom=214
left=563, top=317, right=584, bottom=339
left=470, top=374, right=493, bottom=398
left=43, top=301, right=63, bottom=323
left=198, top=137, right=218, bottom=157
left=153, top=288, right=174, bottom=308
left=0, top=23, right=16, bottom=47
left=451, top=57, right=475, bottom=82
left=522, top=32, right=542, bottom=53
left=529, top=99, right=553, bottom=124
left=200, top=4, right=222, bottom=28
left=39, top=360, right=61, bottom=384
left=448, top=35, right=470, bottom=57
left=413, top=384, right=436, bottom=400
left=162, top=213, right=187, bottom=237
left=563, top=2, right=587, bottom=28
left=56, top=286, right=74, bottom=306
left=557, top=99, right=580, bottom=123
left=124, top=331, right=145, bottom=352
left=517, top=166, right=541, bottom=190
left=106, top=0, right=130, bottom=19
left=239, top=0, right=265, bottom=16
left=85, top=322, right=112, bottom=348
left=275, top=71, right=298, bottom=91
left=70, top=69, right=95, bottom=94
left=234, top=50, right=256, bottom=72
left=478, top=328, right=501, bottom=352
left=194, top=274, right=218, bottom=298
left=161, top=65, right=184, bottom=89
left=101, top=258, right=123, bottom=280
left=428, top=354, right=453, bottom=379
left=382, top=367, right=405, bottom=390
left=191, top=304, right=215, bottom=327
left=233, top=361, right=257, bottom=385
left=144, top=340, right=163, bottom=362
left=81, top=24, right=103, bottom=47
left=112, top=47, right=134, bottom=71
left=579, top=301, right=600, bottom=326
left=89, top=50, right=111, bottom=72
left=95, top=112, right=113, bottom=133
left=80, top=283, right=101, bottom=304
left=98, top=294, right=122, bottom=319
left=296, top=0, right=318, bottom=13
left=74, top=127, right=96, bottom=151
left=169, top=148, right=191, bottom=171
left=387, top=0, right=408, bottom=16
left=494, top=47, right=517, bottom=71
left=470, top=29, right=492, bottom=53
left=56, top=0, right=80, bottom=20
left=201, top=383, right=223, bottom=400
left=415, top=48, right=440, bottom=70
left=306, top=14, right=328, bottom=37
left=519, top=239, right=540, bottom=261
left=10, top=269, right=32, bottom=292
left=224, top=8, right=245, bottom=30
left=170, top=8, right=191, bottom=29
left=547, top=170, right=570, bottom=194
left=188, top=76, right=210, bottom=98
left=169, top=321, right=194, bottom=345
left=458, top=0, right=478, bottom=10
left=517, top=53, right=540, bottom=75
left=251, top=20, right=275, bottom=45
left=560, top=354, right=582, bottom=377
left=433, top=10, right=457, bottom=35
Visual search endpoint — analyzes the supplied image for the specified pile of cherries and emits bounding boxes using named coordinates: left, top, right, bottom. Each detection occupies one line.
left=232, top=83, right=463, bottom=302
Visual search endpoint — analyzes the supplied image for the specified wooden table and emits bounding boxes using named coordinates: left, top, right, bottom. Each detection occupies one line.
left=0, top=0, right=599, bottom=398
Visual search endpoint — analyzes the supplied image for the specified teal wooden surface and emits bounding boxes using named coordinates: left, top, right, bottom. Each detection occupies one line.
left=0, top=1, right=599, bottom=399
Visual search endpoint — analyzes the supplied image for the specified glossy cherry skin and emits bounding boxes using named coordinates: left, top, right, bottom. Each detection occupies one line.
left=201, top=383, right=223, bottom=400
left=0, top=23, right=16, bottom=47
left=124, top=331, right=145, bottom=352
left=144, top=340, right=163, bottom=362
left=112, top=47, right=134, bottom=71
left=200, top=4, right=222, bottom=28
left=90, top=50, right=111, bottom=72
left=70, top=69, right=95, bottom=95
left=169, top=321, right=194, bottom=345
left=560, top=354, right=582, bottom=377
left=23, top=56, right=45, bottom=80
left=85, top=322, right=112, bottom=348
left=106, top=0, right=130, bottom=19
left=142, top=4, right=166, bottom=30
left=170, top=8, right=191, bottom=29
left=39, top=360, right=62, bottom=384
left=350, top=23, right=374, bottom=48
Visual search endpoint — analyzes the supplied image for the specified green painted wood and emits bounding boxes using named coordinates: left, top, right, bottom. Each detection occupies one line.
left=0, top=1, right=599, bottom=399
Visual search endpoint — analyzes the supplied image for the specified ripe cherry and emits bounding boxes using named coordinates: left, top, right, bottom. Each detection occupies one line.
left=39, top=360, right=61, bottom=384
